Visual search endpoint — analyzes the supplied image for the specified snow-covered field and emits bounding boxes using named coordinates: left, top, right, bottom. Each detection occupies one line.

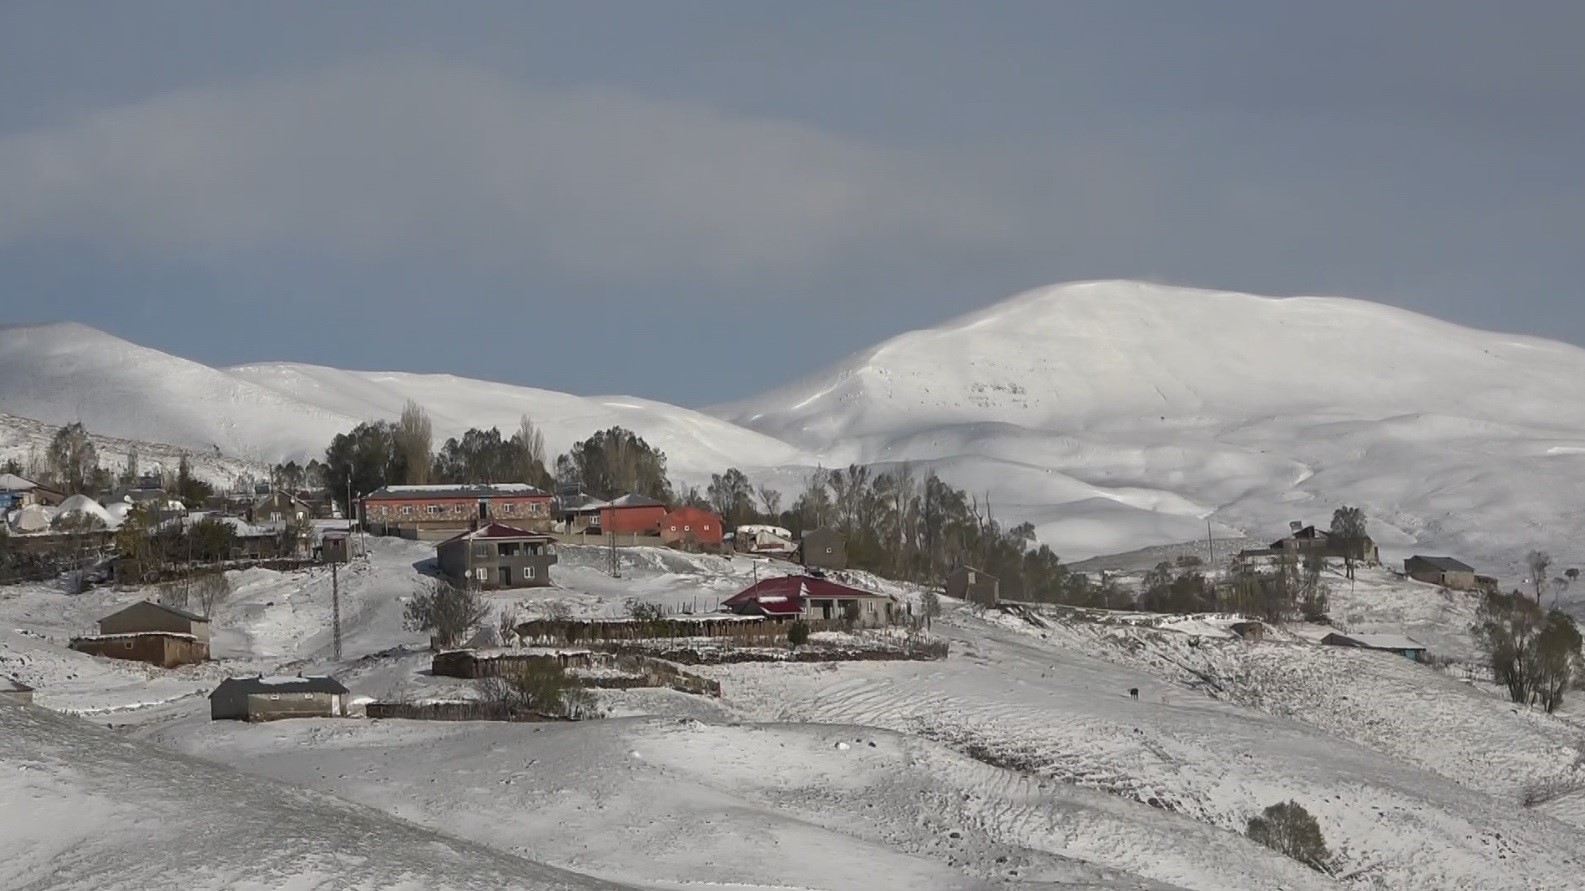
left=8, top=280, right=1585, bottom=570
left=7, top=537, right=1585, bottom=889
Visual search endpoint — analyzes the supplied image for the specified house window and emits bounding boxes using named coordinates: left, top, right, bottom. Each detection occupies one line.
left=473, top=544, right=490, bottom=558
left=303, top=693, right=313, bottom=699
left=269, top=694, right=280, bottom=700
left=427, top=504, right=443, bottom=516
left=524, top=566, right=536, bottom=581
left=703, top=524, right=711, bottom=531
left=400, top=505, right=414, bottom=516
left=670, top=525, right=678, bottom=531
left=123, top=641, right=134, bottom=649
left=825, top=547, right=833, bottom=555
left=684, top=525, right=690, bottom=532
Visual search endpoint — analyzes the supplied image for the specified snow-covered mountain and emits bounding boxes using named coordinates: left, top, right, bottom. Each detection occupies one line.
left=0, top=322, right=812, bottom=481
left=5, top=279, right=1585, bottom=570
left=718, top=280, right=1585, bottom=568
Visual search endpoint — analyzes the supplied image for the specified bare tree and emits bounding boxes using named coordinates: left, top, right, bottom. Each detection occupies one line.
left=1528, top=550, right=1553, bottom=604
left=395, top=400, right=433, bottom=485
left=497, top=606, right=519, bottom=648
left=919, top=589, right=942, bottom=629
left=512, top=414, right=550, bottom=488
left=403, top=578, right=488, bottom=649
left=1328, top=505, right=1368, bottom=580
left=757, top=485, right=783, bottom=519
left=192, top=572, right=231, bottom=618
left=477, top=659, right=596, bottom=718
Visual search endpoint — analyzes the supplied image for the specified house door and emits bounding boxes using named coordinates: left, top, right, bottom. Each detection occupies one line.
left=498, top=566, right=511, bottom=587
left=478, top=500, right=489, bottom=519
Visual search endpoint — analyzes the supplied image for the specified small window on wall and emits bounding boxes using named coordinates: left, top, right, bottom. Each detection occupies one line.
left=524, top=566, right=536, bottom=580
left=703, top=524, right=711, bottom=531
left=427, top=505, right=443, bottom=516
left=400, top=505, right=414, bottom=516
left=684, top=525, right=691, bottom=532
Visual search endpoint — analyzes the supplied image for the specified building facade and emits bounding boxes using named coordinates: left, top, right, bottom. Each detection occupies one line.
left=209, top=675, right=349, bottom=721
left=798, top=528, right=848, bottom=570
left=946, top=565, right=1000, bottom=607
left=573, top=494, right=669, bottom=535
left=362, top=484, right=553, bottom=535
left=723, top=574, right=897, bottom=627
left=436, top=522, right=558, bottom=589
left=658, top=506, right=725, bottom=550
left=70, top=632, right=208, bottom=667
left=1403, top=556, right=1478, bottom=590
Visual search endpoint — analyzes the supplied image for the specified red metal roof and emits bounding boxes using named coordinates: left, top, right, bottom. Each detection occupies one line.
left=723, top=574, right=886, bottom=608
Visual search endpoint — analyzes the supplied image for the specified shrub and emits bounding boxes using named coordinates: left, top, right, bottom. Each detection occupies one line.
left=403, top=578, right=488, bottom=650
left=787, top=620, right=811, bottom=649
left=478, top=659, right=597, bottom=719
left=1246, top=800, right=1330, bottom=872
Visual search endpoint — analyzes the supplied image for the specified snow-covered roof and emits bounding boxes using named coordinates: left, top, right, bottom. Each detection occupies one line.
left=1326, top=632, right=1425, bottom=651
left=54, top=494, right=118, bottom=529
left=365, top=483, right=548, bottom=499
left=1407, top=555, right=1475, bottom=573
left=575, top=493, right=667, bottom=511
left=0, top=472, right=48, bottom=492
left=9, top=504, right=54, bottom=533
left=103, top=599, right=209, bottom=625
left=210, top=675, right=349, bottom=697
left=438, top=522, right=555, bottom=544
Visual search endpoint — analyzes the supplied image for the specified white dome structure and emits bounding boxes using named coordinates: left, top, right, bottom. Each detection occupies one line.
left=11, top=504, right=56, bottom=533
left=104, top=499, right=135, bottom=524
left=53, top=494, right=117, bottom=530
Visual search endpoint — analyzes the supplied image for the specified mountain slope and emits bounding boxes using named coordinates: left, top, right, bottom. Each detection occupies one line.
left=718, top=280, right=1585, bottom=566
left=0, top=704, right=627, bottom=890
left=0, top=322, right=812, bottom=480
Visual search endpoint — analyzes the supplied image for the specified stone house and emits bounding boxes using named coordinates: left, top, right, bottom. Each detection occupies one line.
left=436, top=522, right=558, bottom=590
left=946, top=565, right=999, bottom=607
left=209, top=675, right=349, bottom=721
left=1403, top=555, right=1478, bottom=590
left=69, top=600, right=212, bottom=667
left=248, top=491, right=311, bottom=525
left=362, top=484, right=553, bottom=537
left=798, top=528, right=847, bottom=571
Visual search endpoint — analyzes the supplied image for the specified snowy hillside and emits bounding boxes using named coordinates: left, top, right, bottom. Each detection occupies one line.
left=718, top=280, right=1585, bottom=567
left=0, top=322, right=813, bottom=481
left=0, top=411, right=263, bottom=489
left=8, top=278, right=1585, bottom=568
left=9, top=540, right=1585, bottom=889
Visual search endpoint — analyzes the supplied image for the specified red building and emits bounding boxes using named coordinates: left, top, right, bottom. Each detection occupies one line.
left=722, top=574, right=895, bottom=626
left=658, top=506, right=725, bottom=549
left=362, top=484, right=553, bottom=534
left=573, top=494, right=669, bottom=535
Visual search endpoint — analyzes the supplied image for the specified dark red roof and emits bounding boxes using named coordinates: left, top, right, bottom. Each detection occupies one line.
left=439, top=522, right=554, bottom=544
left=723, top=574, right=886, bottom=608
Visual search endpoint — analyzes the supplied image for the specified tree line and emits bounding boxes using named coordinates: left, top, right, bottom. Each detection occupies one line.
left=4, top=422, right=214, bottom=506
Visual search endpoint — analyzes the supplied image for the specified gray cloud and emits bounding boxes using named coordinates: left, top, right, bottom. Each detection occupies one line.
left=0, top=57, right=1011, bottom=286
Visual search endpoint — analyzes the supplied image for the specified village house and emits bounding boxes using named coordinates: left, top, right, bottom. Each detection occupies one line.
left=570, top=494, right=669, bottom=536
left=658, top=506, right=725, bottom=551
left=1320, top=631, right=1426, bottom=662
left=1, top=675, right=33, bottom=705
left=0, top=473, right=65, bottom=510
left=318, top=529, right=353, bottom=564
left=248, top=490, right=312, bottom=525
left=797, top=528, right=847, bottom=571
left=1237, top=521, right=1380, bottom=565
left=723, top=574, right=897, bottom=627
left=732, top=524, right=797, bottom=556
left=1403, top=555, right=1478, bottom=590
left=946, top=565, right=1000, bottom=607
left=362, top=483, right=553, bottom=538
left=209, top=675, right=349, bottom=721
left=436, top=522, right=558, bottom=590
left=69, top=600, right=211, bottom=667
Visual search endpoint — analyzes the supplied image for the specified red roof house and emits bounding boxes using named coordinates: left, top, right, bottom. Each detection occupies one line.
left=723, top=574, right=895, bottom=626
left=658, top=506, right=725, bottom=550
left=574, top=494, right=669, bottom=535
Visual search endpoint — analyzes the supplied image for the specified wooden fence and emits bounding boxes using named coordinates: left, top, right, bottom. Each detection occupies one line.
left=431, top=649, right=722, bottom=697
left=364, top=702, right=574, bottom=722
left=514, top=615, right=848, bottom=646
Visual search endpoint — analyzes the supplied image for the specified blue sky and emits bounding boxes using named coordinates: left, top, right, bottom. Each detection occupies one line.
left=1, top=2, right=1581, bottom=405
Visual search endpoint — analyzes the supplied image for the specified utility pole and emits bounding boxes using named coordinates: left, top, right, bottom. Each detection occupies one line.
left=331, top=560, right=343, bottom=661
left=609, top=520, right=620, bottom=578
left=1206, top=518, right=1215, bottom=570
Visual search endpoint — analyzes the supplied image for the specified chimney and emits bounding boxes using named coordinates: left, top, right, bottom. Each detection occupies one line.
left=1289, top=520, right=1303, bottom=533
